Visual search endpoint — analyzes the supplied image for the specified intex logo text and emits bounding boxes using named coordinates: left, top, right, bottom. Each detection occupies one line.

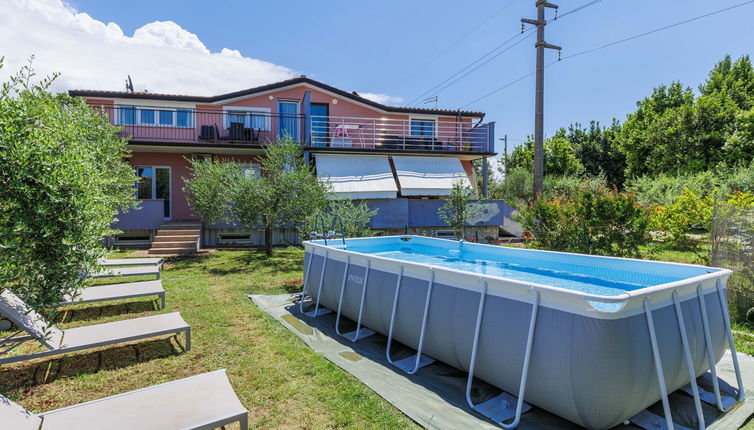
left=347, top=274, right=364, bottom=285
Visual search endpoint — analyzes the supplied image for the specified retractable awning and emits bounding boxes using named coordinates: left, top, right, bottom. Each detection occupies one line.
left=315, top=154, right=398, bottom=199
left=392, top=156, right=471, bottom=196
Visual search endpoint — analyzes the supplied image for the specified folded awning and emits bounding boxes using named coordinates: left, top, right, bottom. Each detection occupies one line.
left=392, top=156, right=471, bottom=196
left=315, top=154, right=398, bottom=199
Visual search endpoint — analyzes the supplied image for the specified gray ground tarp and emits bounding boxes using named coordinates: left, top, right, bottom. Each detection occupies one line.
left=249, top=294, right=754, bottom=430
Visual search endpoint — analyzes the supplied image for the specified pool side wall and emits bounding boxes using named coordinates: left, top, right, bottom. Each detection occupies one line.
left=303, top=246, right=729, bottom=430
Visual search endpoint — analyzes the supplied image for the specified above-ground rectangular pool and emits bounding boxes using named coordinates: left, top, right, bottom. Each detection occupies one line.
left=301, top=236, right=743, bottom=430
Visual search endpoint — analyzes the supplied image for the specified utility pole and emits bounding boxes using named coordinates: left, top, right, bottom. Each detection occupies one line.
left=499, top=135, right=508, bottom=176
left=522, top=1, right=560, bottom=201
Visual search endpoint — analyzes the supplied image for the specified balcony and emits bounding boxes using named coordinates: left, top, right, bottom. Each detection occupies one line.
left=93, top=105, right=495, bottom=154
left=309, top=115, right=494, bottom=154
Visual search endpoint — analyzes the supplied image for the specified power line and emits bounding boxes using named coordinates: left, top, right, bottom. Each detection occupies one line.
left=389, top=0, right=517, bottom=91
left=406, top=31, right=535, bottom=106
left=552, top=0, right=605, bottom=21
left=459, top=0, right=754, bottom=109
left=560, top=0, right=754, bottom=61
left=405, top=29, right=533, bottom=106
left=404, top=0, right=607, bottom=106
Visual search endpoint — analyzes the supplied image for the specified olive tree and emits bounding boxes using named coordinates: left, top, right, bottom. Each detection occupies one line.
left=232, top=137, right=328, bottom=256
left=438, top=180, right=483, bottom=240
left=183, top=157, right=241, bottom=226
left=0, top=59, right=137, bottom=312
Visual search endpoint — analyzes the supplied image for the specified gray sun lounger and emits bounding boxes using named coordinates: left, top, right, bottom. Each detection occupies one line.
left=99, top=257, right=164, bottom=267
left=0, top=289, right=189, bottom=365
left=90, top=265, right=161, bottom=280
left=2, top=369, right=248, bottom=430
left=62, top=280, right=166, bottom=309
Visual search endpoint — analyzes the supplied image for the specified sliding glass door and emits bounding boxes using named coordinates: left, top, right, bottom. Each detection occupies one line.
left=136, top=166, right=171, bottom=219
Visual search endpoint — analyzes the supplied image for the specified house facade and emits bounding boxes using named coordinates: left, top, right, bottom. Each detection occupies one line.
left=71, top=76, right=509, bottom=252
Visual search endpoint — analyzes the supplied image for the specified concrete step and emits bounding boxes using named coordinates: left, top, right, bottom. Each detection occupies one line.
left=151, top=241, right=197, bottom=249
left=158, top=229, right=200, bottom=236
left=159, top=223, right=202, bottom=230
left=154, top=234, right=198, bottom=242
left=148, top=247, right=196, bottom=255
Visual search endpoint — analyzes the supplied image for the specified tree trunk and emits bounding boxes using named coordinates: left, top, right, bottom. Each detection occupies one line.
left=265, top=225, right=273, bottom=256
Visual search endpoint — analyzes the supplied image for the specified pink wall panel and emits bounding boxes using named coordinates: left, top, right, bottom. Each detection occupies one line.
left=127, top=151, right=256, bottom=220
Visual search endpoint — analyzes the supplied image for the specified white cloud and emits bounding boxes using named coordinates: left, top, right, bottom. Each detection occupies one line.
left=0, top=0, right=295, bottom=95
left=359, top=92, right=404, bottom=105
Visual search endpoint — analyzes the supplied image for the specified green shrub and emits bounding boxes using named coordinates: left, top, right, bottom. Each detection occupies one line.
left=183, top=157, right=242, bottom=226
left=0, top=60, right=137, bottom=311
left=303, top=199, right=378, bottom=240
left=438, top=180, right=483, bottom=240
left=628, top=162, right=754, bottom=206
left=517, top=188, right=650, bottom=257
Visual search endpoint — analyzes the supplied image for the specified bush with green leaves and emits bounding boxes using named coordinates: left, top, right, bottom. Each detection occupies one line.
left=517, top=187, right=650, bottom=258
left=183, top=157, right=241, bottom=226
left=438, top=180, right=483, bottom=240
left=184, top=137, right=328, bottom=256
left=627, top=162, right=754, bottom=206
left=303, top=198, right=378, bottom=240
left=0, top=59, right=137, bottom=311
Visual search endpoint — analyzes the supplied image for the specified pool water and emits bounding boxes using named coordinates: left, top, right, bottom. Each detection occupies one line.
left=345, top=240, right=715, bottom=297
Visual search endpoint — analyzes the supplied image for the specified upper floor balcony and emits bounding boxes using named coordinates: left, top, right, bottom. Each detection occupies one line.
left=93, top=105, right=495, bottom=155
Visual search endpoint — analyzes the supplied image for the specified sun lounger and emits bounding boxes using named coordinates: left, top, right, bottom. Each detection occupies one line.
left=90, top=265, right=161, bottom=280
left=99, top=258, right=164, bottom=267
left=1, top=369, right=248, bottom=430
left=0, top=289, right=189, bottom=365
left=62, top=280, right=166, bottom=309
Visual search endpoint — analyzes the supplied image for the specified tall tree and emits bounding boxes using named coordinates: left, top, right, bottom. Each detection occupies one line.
left=0, top=59, right=137, bottom=312
left=233, top=137, right=328, bottom=256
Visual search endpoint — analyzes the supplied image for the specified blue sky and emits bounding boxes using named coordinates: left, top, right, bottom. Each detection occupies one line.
left=11, top=0, right=754, bottom=156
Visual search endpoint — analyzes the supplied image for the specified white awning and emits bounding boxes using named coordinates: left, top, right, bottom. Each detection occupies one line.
left=315, top=154, right=398, bottom=199
left=392, top=156, right=471, bottom=196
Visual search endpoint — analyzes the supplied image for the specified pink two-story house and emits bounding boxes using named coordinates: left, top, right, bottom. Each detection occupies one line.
left=71, top=76, right=503, bottom=252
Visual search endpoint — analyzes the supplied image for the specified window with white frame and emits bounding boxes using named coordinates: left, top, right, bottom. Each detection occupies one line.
left=115, top=105, right=194, bottom=128
left=238, top=163, right=261, bottom=179
left=409, top=117, right=436, bottom=136
left=223, top=108, right=271, bottom=131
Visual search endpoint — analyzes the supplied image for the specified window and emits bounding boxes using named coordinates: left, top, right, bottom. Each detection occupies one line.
left=176, top=109, right=193, bottom=127
left=140, top=109, right=155, bottom=125
left=410, top=118, right=435, bottom=136
left=115, top=106, right=194, bottom=127
left=224, top=108, right=271, bottom=131
left=119, top=106, right=136, bottom=125
left=238, top=163, right=261, bottom=179
left=159, top=110, right=173, bottom=126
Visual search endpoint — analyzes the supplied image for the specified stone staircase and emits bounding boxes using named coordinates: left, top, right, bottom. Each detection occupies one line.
left=148, top=221, right=202, bottom=256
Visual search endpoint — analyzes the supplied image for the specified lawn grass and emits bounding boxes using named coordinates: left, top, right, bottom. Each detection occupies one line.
left=0, top=247, right=418, bottom=429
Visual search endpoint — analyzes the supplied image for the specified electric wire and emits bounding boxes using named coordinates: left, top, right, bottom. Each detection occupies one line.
left=459, top=0, right=754, bottom=109
left=405, top=30, right=534, bottom=106
left=389, top=0, right=517, bottom=92
left=405, top=0, right=608, bottom=107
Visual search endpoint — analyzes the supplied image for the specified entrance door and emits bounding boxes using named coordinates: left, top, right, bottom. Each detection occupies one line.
left=311, top=103, right=329, bottom=147
left=136, top=166, right=171, bottom=219
left=278, top=101, right=299, bottom=140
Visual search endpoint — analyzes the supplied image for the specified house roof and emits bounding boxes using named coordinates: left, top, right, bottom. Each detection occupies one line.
left=69, top=76, right=485, bottom=118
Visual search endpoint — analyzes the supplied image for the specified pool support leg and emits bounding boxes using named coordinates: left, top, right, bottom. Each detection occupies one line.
left=465, top=279, right=533, bottom=426
left=672, top=291, right=706, bottom=430
left=697, top=284, right=738, bottom=412
left=716, top=279, right=745, bottom=402
left=299, top=249, right=315, bottom=314
left=385, top=266, right=404, bottom=365
left=393, top=269, right=436, bottom=375
left=643, top=298, right=675, bottom=430
left=305, top=250, right=331, bottom=318
left=336, top=259, right=374, bottom=342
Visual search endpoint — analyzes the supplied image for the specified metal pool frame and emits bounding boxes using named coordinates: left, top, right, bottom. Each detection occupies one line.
left=299, top=236, right=744, bottom=430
